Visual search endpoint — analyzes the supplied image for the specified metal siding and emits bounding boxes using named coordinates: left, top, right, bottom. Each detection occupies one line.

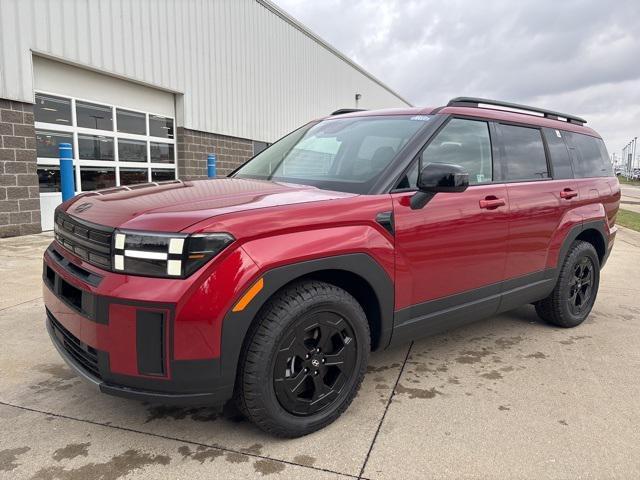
left=1, top=0, right=409, bottom=142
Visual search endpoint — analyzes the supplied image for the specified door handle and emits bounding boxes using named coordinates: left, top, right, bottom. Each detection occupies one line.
left=560, top=188, right=578, bottom=200
left=479, top=196, right=506, bottom=209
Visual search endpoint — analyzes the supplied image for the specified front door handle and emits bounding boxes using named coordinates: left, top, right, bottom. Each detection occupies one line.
left=560, top=188, right=578, bottom=200
left=479, top=196, right=506, bottom=209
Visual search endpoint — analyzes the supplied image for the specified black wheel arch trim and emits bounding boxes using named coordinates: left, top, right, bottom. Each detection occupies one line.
left=219, top=253, right=395, bottom=389
left=557, top=219, right=610, bottom=272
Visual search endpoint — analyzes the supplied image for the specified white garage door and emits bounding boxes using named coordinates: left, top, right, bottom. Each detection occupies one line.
left=33, top=57, right=177, bottom=230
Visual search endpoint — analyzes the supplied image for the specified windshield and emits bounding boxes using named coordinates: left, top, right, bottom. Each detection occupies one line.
left=232, top=115, right=431, bottom=194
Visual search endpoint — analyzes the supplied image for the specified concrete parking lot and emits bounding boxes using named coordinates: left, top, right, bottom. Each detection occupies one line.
left=1, top=227, right=639, bottom=479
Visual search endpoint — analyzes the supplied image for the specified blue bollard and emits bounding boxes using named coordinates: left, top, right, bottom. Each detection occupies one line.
left=59, top=143, right=75, bottom=201
left=207, top=154, right=217, bottom=178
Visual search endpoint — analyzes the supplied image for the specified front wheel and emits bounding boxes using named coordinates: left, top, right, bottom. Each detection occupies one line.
left=535, top=240, right=600, bottom=328
left=235, top=280, right=370, bottom=437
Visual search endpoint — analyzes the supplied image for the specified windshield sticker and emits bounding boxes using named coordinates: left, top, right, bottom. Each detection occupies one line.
left=410, top=115, right=431, bottom=121
left=555, top=129, right=562, bottom=138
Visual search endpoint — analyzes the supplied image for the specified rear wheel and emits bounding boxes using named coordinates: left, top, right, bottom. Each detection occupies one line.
left=235, top=280, right=370, bottom=437
left=535, top=240, right=600, bottom=328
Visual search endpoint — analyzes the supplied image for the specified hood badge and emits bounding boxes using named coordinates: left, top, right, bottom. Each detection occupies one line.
left=74, top=202, right=93, bottom=213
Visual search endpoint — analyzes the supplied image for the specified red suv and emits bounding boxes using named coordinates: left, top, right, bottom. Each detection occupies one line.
left=44, top=97, right=620, bottom=437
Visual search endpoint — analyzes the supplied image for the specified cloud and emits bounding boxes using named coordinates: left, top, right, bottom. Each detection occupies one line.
left=273, top=0, right=640, bottom=156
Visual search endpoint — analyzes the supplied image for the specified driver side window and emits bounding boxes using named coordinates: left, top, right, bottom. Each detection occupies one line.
left=422, top=118, right=493, bottom=185
left=396, top=118, right=493, bottom=190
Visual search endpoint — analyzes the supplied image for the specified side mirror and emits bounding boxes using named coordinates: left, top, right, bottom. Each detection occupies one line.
left=411, top=163, right=469, bottom=209
left=417, top=163, right=469, bottom=193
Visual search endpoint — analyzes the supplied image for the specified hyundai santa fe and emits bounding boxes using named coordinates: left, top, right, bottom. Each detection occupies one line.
left=44, top=97, right=620, bottom=437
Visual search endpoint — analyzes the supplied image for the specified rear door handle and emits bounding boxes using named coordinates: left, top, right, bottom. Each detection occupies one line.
left=560, top=188, right=578, bottom=199
left=479, top=197, right=506, bottom=209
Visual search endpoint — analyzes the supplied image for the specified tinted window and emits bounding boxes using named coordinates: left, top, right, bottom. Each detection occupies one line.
left=118, top=139, right=147, bottom=162
left=38, top=166, right=76, bottom=193
left=499, top=124, right=549, bottom=181
left=76, top=101, right=113, bottom=130
left=253, top=141, right=269, bottom=156
left=566, top=132, right=612, bottom=178
left=542, top=128, right=573, bottom=179
left=36, top=130, right=73, bottom=158
left=150, top=142, right=174, bottom=163
left=120, top=168, right=148, bottom=185
left=149, top=115, right=174, bottom=139
left=151, top=169, right=175, bottom=182
left=34, top=94, right=72, bottom=126
left=117, top=109, right=146, bottom=135
left=421, top=118, right=492, bottom=184
left=78, top=135, right=114, bottom=161
left=80, top=167, right=116, bottom=191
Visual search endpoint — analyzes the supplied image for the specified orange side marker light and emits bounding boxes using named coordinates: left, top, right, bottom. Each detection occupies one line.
left=232, top=278, right=264, bottom=312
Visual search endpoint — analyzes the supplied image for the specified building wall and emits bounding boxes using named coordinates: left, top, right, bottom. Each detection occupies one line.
left=0, top=100, right=40, bottom=237
left=176, top=128, right=254, bottom=180
left=0, top=0, right=410, bottom=144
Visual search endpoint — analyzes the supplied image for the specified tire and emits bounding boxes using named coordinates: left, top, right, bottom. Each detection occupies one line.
left=234, top=280, right=370, bottom=438
left=535, top=240, right=600, bottom=328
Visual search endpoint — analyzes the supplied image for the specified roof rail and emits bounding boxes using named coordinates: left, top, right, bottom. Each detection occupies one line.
left=330, top=108, right=367, bottom=116
left=447, top=97, right=587, bottom=125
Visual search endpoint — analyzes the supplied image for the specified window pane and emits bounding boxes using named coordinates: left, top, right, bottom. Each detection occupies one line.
left=117, top=109, right=146, bottom=135
left=500, top=124, right=549, bottom=181
left=422, top=119, right=493, bottom=184
left=120, top=168, right=148, bottom=185
left=566, top=132, right=612, bottom=178
left=37, top=166, right=76, bottom=193
left=150, top=142, right=174, bottom=163
left=36, top=130, right=73, bottom=158
left=80, top=167, right=116, bottom=191
left=78, top=135, right=114, bottom=160
left=118, top=139, right=147, bottom=162
left=76, top=101, right=113, bottom=130
left=34, top=94, right=72, bottom=126
left=542, top=128, right=573, bottom=179
left=151, top=169, right=176, bottom=182
left=149, top=115, right=174, bottom=138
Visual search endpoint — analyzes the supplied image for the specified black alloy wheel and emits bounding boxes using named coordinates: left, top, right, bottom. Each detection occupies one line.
left=235, top=280, right=369, bottom=437
left=568, top=256, right=595, bottom=316
left=273, top=311, right=357, bottom=416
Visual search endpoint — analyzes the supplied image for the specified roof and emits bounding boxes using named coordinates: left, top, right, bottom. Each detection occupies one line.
left=257, top=0, right=412, bottom=107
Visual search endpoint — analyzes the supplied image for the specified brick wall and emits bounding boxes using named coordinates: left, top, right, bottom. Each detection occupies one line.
left=0, top=99, right=40, bottom=237
left=176, top=127, right=254, bottom=180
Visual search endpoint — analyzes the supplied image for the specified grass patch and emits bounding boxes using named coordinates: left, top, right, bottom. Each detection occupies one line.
left=618, top=176, right=640, bottom=187
left=617, top=209, right=640, bottom=232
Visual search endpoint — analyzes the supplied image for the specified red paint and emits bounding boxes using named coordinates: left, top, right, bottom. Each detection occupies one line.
left=45, top=104, right=621, bottom=391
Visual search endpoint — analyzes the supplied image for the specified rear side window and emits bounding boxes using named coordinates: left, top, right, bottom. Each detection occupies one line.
left=542, top=128, right=573, bottom=179
left=421, top=118, right=493, bottom=185
left=565, top=132, right=613, bottom=178
left=498, top=124, right=549, bottom=181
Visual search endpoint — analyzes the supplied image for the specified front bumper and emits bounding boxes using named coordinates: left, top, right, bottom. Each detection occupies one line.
left=43, top=240, right=259, bottom=406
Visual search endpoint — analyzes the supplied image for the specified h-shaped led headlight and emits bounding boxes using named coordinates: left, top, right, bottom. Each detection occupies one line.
left=112, top=230, right=234, bottom=278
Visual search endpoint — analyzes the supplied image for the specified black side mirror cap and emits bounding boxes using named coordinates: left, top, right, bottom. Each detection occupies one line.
left=417, top=163, right=469, bottom=193
left=410, top=163, right=469, bottom=209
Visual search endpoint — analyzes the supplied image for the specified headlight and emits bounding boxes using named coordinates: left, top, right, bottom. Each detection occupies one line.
left=112, top=230, right=234, bottom=278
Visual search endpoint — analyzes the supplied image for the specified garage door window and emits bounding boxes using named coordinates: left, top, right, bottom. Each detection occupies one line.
left=35, top=92, right=176, bottom=193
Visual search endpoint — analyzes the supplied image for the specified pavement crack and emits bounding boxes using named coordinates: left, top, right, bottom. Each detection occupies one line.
left=0, top=401, right=360, bottom=479
left=0, top=297, right=42, bottom=313
left=358, top=341, right=414, bottom=479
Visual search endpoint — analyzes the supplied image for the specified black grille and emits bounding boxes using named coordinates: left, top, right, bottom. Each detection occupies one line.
left=48, top=310, right=102, bottom=380
left=54, top=210, right=113, bottom=270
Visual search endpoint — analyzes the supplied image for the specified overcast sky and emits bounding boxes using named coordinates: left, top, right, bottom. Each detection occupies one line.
left=273, top=0, right=639, bottom=160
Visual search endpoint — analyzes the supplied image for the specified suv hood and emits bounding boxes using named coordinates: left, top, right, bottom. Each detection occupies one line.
left=63, top=178, right=355, bottom=232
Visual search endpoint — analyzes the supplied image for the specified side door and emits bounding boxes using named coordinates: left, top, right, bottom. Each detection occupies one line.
left=391, top=117, right=509, bottom=343
left=496, top=123, right=579, bottom=310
